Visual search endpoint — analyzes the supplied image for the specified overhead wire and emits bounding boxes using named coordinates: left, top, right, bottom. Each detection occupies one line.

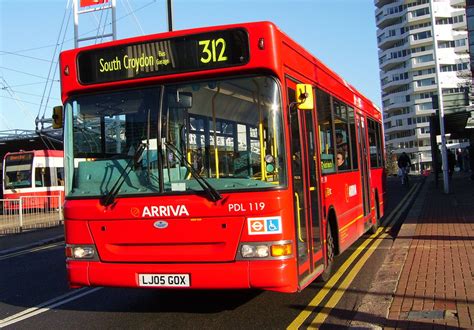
left=99, top=9, right=111, bottom=43
left=124, top=0, right=145, bottom=35
left=0, top=95, right=43, bottom=106
left=2, top=0, right=158, bottom=132
left=0, top=0, right=157, bottom=57
left=5, top=81, right=47, bottom=88
left=0, top=51, right=56, bottom=63
left=1, top=89, right=61, bottom=101
left=0, top=77, right=37, bottom=120
left=37, top=0, right=72, bottom=121
left=0, top=66, right=59, bottom=81
left=93, top=7, right=106, bottom=44
left=40, top=5, right=72, bottom=120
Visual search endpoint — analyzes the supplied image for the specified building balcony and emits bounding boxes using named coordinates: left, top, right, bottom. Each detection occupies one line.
left=376, top=7, right=407, bottom=29
left=414, top=105, right=436, bottom=116
left=411, top=59, right=435, bottom=71
left=380, top=54, right=410, bottom=71
left=407, top=13, right=431, bottom=25
left=450, top=0, right=465, bottom=8
left=385, top=112, right=412, bottom=122
left=452, top=20, right=467, bottom=31
left=454, top=43, right=469, bottom=54
left=374, top=0, right=396, bottom=9
left=378, top=34, right=407, bottom=50
left=383, top=99, right=413, bottom=112
left=409, top=36, right=434, bottom=48
left=383, top=79, right=410, bottom=93
left=413, top=84, right=437, bottom=93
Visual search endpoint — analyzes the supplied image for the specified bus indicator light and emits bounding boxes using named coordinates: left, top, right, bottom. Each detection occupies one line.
left=271, top=243, right=292, bottom=257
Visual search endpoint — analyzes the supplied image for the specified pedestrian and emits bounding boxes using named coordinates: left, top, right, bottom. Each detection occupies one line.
left=456, top=149, right=463, bottom=171
left=397, top=152, right=411, bottom=185
left=469, top=145, right=474, bottom=180
left=447, top=149, right=456, bottom=179
left=462, top=147, right=469, bottom=172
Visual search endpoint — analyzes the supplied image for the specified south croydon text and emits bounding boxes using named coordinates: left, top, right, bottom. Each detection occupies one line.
left=99, top=52, right=170, bottom=74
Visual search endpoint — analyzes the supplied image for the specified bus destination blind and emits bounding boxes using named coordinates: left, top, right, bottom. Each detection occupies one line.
left=78, top=29, right=249, bottom=84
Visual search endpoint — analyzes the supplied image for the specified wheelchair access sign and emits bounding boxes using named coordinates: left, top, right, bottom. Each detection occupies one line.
left=247, top=216, right=282, bottom=235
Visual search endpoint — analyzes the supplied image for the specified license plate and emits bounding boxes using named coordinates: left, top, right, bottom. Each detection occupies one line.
left=138, top=274, right=190, bottom=287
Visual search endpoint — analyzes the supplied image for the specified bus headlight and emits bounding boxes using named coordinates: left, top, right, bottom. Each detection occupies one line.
left=241, top=244, right=269, bottom=258
left=238, top=241, right=292, bottom=259
left=66, top=245, right=97, bottom=260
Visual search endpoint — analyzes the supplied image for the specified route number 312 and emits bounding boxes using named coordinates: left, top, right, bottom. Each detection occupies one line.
left=199, top=38, right=228, bottom=64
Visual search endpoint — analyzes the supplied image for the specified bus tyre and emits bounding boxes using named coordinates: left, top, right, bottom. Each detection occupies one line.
left=368, top=196, right=380, bottom=235
left=368, top=216, right=379, bottom=235
left=320, top=225, right=335, bottom=282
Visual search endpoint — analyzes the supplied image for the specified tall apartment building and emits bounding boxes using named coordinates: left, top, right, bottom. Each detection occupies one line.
left=375, top=0, right=470, bottom=172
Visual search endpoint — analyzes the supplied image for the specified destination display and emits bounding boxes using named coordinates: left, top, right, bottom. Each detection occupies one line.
left=78, top=29, right=249, bottom=84
left=6, top=153, right=33, bottom=163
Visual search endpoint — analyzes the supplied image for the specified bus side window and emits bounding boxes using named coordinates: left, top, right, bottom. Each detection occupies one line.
left=368, top=119, right=378, bottom=168
left=35, top=167, right=52, bottom=187
left=333, top=99, right=351, bottom=171
left=316, top=89, right=335, bottom=174
left=367, top=119, right=384, bottom=168
left=348, top=107, right=358, bottom=170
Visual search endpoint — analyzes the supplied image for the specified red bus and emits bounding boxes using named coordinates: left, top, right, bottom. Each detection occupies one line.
left=2, top=150, right=64, bottom=209
left=58, top=22, right=385, bottom=292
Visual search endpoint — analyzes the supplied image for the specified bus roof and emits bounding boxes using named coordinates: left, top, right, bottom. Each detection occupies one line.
left=60, top=21, right=380, bottom=116
left=4, top=150, right=63, bottom=159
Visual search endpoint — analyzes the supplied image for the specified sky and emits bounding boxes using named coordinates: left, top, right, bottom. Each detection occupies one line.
left=0, top=0, right=381, bottom=132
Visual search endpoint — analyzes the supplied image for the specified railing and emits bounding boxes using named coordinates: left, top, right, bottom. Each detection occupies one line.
left=0, top=195, right=63, bottom=234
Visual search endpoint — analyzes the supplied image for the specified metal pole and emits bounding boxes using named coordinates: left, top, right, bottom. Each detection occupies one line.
left=111, top=0, right=117, bottom=40
left=167, top=0, right=173, bottom=32
left=429, top=0, right=450, bottom=193
left=73, top=0, right=79, bottom=48
left=19, top=198, right=23, bottom=232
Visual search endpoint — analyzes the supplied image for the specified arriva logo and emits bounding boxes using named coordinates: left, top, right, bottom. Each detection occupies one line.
left=142, top=205, right=190, bottom=217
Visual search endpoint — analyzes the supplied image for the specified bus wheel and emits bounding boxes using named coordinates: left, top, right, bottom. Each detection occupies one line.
left=320, top=224, right=335, bottom=282
left=368, top=195, right=380, bottom=234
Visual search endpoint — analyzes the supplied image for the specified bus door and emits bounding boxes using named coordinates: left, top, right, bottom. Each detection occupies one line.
left=356, top=114, right=371, bottom=220
left=287, top=82, right=323, bottom=288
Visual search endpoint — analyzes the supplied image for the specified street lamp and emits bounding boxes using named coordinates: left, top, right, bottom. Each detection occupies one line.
left=418, top=152, right=422, bottom=174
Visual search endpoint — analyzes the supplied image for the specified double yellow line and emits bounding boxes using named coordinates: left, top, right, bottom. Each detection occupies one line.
left=288, top=181, right=421, bottom=329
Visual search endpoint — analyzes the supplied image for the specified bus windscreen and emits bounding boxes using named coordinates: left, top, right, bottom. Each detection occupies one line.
left=4, top=153, right=33, bottom=189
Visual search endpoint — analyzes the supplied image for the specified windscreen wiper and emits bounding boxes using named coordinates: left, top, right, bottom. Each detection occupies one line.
left=164, top=141, right=222, bottom=202
left=100, top=143, right=146, bottom=206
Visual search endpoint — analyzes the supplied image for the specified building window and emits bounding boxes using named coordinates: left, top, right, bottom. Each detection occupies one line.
left=413, top=54, right=434, bottom=64
left=416, top=78, right=436, bottom=87
left=412, top=30, right=432, bottom=40
left=411, top=7, right=429, bottom=18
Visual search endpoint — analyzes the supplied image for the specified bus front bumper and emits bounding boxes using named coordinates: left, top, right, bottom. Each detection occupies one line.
left=66, top=259, right=298, bottom=293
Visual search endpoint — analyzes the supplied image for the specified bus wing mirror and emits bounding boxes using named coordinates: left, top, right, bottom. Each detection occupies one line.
left=295, top=84, right=314, bottom=110
left=52, top=105, right=63, bottom=129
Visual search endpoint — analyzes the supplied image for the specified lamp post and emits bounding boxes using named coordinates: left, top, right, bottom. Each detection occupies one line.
left=429, top=0, right=450, bottom=193
left=167, top=0, right=173, bottom=32
left=418, top=152, right=423, bottom=174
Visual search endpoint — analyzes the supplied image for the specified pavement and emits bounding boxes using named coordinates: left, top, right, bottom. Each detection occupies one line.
left=353, top=171, right=474, bottom=329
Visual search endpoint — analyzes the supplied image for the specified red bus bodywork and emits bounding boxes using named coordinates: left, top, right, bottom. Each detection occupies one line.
left=60, top=22, right=385, bottom=292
